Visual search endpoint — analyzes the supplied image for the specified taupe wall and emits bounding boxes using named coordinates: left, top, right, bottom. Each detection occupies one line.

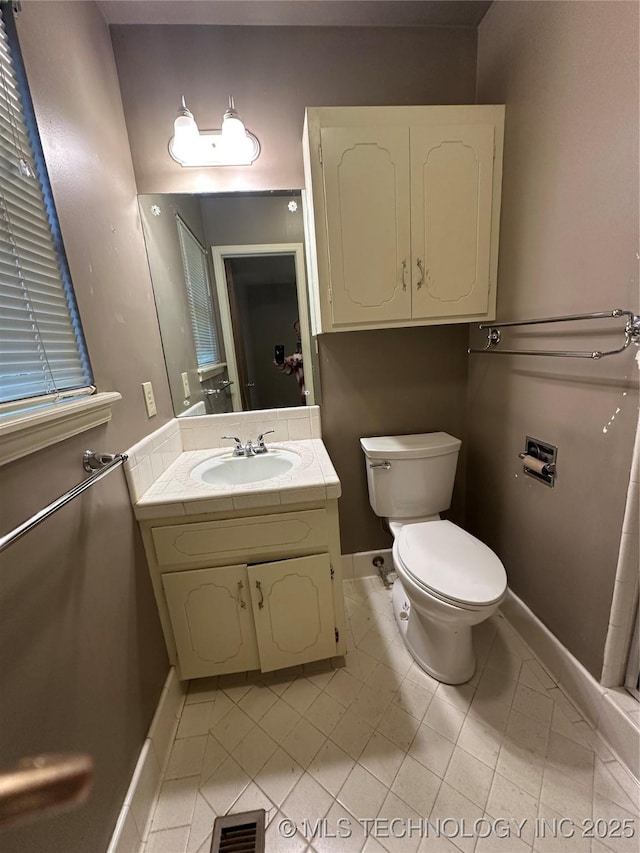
left=470, top=0, right=639, bottom=678
left=199, top=194, right=305, bottom=246
left=320, top=326, right=470, bottom=553
left=111, top=24, right=477, bottom=552
left=110, top=24, right=477, bottom=193
left=0, top=3, right=172, bottom=852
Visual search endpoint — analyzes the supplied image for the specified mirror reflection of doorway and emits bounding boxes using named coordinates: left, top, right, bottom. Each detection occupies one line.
left=224, top=254, right=300, bottom=410
left=212, top=243, right=315, bottom=412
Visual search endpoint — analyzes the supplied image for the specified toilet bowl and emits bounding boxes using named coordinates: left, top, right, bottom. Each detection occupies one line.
left=360, top=433, right=507, bottom=684
left=391, top=519, right=506, bottom=683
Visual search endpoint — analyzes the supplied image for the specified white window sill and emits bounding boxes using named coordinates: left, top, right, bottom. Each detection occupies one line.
left=0, top=391, right=122, bottom=468
left=198, top=362, right=226, bottom=382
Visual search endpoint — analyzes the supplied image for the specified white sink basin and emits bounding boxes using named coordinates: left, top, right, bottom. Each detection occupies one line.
left=190, top=448, right=301, bottom=487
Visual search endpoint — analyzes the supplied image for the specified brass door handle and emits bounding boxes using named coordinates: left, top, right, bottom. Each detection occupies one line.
left=0, top=753, right=93, bottom=827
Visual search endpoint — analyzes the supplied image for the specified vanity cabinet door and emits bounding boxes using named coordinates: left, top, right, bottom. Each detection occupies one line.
left=247, top=554, right=337, bottom=672
left=320, top=125, right=412, bottom=326
left=410, top=123, right=496, bottom=320
left=162, top=564, right=260, bottom=679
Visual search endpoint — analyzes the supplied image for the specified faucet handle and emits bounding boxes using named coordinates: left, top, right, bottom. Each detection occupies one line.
left=255, top=430, right=275, bottom=452
left=221, top=435, right=244, bottom=456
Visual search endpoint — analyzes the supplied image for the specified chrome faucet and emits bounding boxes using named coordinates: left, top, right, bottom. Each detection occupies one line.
left=254, top=430, right=275, bottom=454
left=222, top=430, right=275, bottom=457
left=221, top=435, right=244, bottom=457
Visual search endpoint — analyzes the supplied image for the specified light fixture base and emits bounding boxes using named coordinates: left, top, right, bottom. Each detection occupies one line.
left=169, top=128, right=260, bottom=167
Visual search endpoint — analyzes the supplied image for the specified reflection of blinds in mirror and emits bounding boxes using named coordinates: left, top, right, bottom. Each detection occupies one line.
left=176, top=216, right=220, bottom=368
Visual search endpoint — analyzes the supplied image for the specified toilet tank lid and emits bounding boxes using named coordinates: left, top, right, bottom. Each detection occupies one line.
left=360, top=432, right=461, bottom=460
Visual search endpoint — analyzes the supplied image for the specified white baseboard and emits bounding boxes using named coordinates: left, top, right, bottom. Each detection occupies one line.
left=501, top=588, right=639, bottom=781
left=107, top=667, right=187, bottom=853
left=342, top=549, right=393, bottom=580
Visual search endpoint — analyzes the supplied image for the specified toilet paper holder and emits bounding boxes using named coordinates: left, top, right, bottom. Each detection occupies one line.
left=519, top=436, right=557, bottom=487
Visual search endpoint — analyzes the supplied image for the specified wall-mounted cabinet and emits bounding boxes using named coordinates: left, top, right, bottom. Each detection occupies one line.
left=302, top=106, right=505, bottom=334
left=140, top=502, right=345, bottom=680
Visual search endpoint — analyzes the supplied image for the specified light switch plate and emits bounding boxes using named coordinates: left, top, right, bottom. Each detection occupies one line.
left=142, top=381, right=157, bottom=417
left=181, top=372, right=190, bottom=398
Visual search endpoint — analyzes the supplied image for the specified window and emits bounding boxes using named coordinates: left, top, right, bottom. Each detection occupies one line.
left=176, top=216, right=220, bottom=371
left=0, top=2, right=93, bottom=414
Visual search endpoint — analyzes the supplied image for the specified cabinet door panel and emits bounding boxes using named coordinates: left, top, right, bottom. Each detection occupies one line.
left=248, top=554, right=336, bottom=672
left=163, top=564, right=260, bottom=679
left=411, top=124, right=495, bottom=318
left=321, top=126, right=411, bottom=325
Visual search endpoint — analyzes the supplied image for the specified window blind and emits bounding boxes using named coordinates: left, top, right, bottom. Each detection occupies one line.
left=0, top=4, right=92, bottom=408
left=176, top=216, right=220, bottom=368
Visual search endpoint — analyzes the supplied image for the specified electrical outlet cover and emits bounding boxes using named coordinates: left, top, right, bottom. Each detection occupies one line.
left=142, top=381, right=157, bottom=417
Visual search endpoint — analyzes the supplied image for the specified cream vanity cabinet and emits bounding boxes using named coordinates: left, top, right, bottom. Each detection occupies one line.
left=302, top=105, right=505, bottom=333
left=140, top=503, right=345, bottom=680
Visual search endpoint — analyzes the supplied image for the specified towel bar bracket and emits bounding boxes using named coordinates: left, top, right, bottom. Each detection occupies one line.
left=83, top=450, right=122, bottom=473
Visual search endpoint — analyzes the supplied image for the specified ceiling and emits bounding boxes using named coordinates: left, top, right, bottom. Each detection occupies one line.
left=98, top=1, right=493, bottom=28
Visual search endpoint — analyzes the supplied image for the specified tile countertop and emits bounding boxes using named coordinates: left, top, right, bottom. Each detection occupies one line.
left=132, top=439, right=341, bottom=520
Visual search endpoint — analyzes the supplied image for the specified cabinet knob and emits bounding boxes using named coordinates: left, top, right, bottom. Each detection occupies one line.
left=256, top=580, right=264, bottom=609
left=416, top=258, right=425, bottom=289
left=237, top=581, right=246, bottom=609
left=401, top=259, right=408, bottom=291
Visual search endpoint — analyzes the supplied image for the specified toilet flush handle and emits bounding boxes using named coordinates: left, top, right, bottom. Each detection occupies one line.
left=369, top=461, right=391, bottom=470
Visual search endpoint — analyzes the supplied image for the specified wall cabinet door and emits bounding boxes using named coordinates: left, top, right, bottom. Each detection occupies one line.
left=304, top=106, right=504, bottom=332
left=320, top=126, right=412, bottom=326
left=410, top=123, right=496, bottom=319
left=162, top=564, right=260, bottom=679
left=247, top=554, right=336, bottom=672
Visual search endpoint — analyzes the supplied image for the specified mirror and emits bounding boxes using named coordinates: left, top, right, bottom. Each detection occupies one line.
left=138, top=190, right=319, bottom=417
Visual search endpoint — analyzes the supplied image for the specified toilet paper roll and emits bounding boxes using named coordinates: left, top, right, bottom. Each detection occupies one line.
left=521, top=454, right=548, bottom=474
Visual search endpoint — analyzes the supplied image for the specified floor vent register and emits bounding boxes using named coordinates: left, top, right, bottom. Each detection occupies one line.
left=210, top=809, right=266, bottom=853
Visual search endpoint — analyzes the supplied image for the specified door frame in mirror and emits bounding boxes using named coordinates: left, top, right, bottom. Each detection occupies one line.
left=211, top=242, right=315, bottom=412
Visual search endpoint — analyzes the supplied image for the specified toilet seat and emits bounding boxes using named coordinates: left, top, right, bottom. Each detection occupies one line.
left=394, top=520, right=507, bottom=610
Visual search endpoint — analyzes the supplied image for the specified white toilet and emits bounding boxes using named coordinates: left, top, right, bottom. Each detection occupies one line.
left=360, top=432, right=507, bottom=684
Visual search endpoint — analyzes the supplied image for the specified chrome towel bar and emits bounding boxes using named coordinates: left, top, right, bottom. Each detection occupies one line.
left=468, top=308, right=640, bottom=359
left=0, top=450, right=128, bottom=554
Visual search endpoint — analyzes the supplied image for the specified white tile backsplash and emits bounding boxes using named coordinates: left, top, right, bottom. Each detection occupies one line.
left=124, top=406, right=323, bottom=508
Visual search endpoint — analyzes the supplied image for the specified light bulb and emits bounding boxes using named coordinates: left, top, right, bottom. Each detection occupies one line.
left=174, top=112, right=199, bottom=140
left=222, top=96, right=247, bottom=143
left=172, top=96, right=200, bottom=159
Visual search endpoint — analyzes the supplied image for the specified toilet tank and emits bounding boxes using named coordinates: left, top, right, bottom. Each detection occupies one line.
left=360, top=433, right=462, bottom=519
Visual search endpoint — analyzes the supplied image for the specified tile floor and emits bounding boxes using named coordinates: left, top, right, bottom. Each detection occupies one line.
left=141, top=578, right=640, bottom=853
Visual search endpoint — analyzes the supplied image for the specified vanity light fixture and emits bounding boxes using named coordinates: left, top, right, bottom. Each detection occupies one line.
left=169, top=95, right=260, bottom=167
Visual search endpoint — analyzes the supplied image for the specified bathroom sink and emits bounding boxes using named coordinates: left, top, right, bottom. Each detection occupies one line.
left=190, top=448, right=301, bottom=486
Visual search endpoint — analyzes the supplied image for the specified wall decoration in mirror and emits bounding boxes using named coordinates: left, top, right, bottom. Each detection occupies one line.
left=138, top=191, right=319, bottom=417
left=169, top=96, right=260, bottom=167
